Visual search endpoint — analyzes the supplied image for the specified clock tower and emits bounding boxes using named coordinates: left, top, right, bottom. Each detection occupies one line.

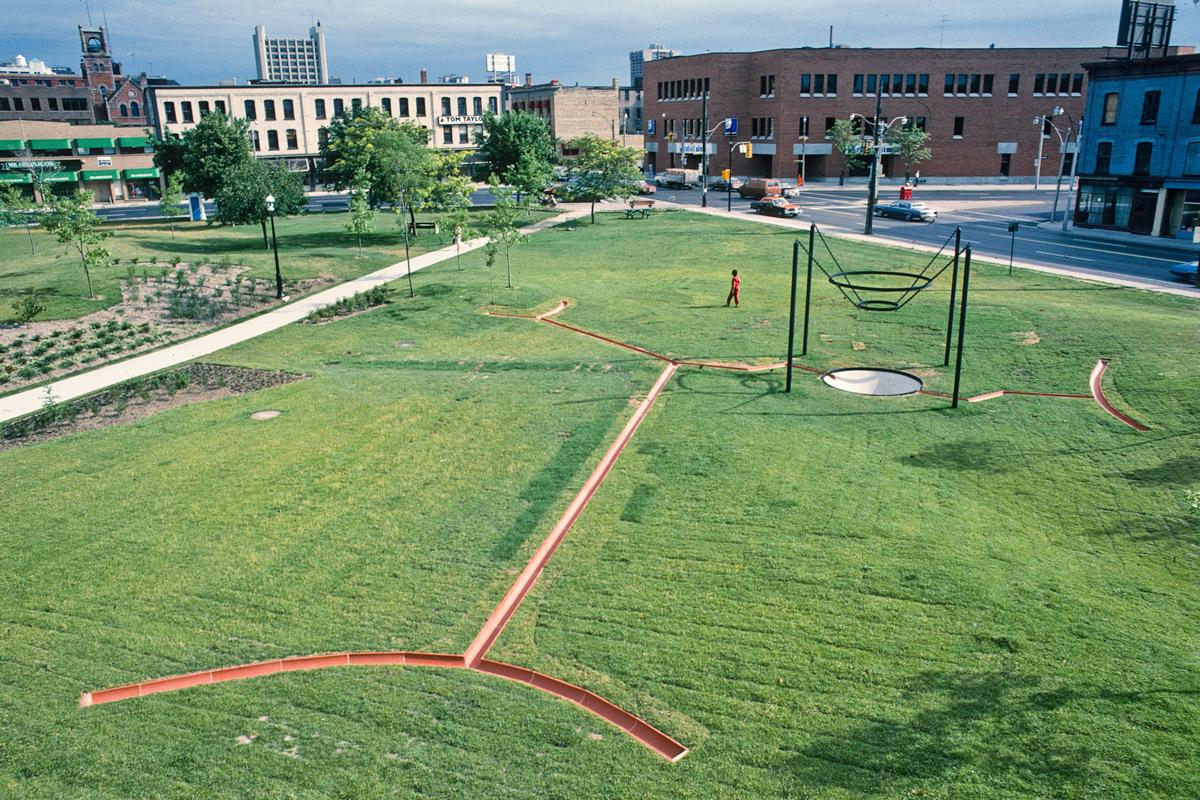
left=79, top=26, right=117, bottom=122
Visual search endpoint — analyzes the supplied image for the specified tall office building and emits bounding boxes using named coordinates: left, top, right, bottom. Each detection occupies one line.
left=253, top=23, right=329, bottom=84
left=629, top=44, right=681, bottom=89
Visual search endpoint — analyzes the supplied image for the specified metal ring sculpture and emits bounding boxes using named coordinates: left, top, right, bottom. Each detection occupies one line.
left=827, top=270, right=934, bottom=311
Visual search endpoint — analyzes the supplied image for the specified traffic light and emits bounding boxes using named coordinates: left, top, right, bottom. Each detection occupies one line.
left=744, top=142, right=753, bottom=158
left=800, top=115, right=809, bottom=137
left=721, top=168, right=731, bottom=181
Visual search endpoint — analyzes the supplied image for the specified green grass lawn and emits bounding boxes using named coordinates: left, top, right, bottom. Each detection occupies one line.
left=0, top=207, right=546, bottom=322
left=0, top=210, right=1197, bottom=798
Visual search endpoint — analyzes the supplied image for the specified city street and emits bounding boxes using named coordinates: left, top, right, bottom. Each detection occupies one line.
left=660, top=184, right=1200, bottom=291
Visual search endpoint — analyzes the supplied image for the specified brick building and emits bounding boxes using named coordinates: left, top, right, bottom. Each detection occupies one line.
left=643, top=47, right=1140, bottom=182
left=506, top=79, right=644, bottom=154
left=0, top=120, right=159, bottom=203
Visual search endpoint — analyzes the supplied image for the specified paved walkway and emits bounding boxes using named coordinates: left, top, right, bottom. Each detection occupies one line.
left=667, top=201, right=1200, bottom=299
left=0, top=208, right=587, bottom=424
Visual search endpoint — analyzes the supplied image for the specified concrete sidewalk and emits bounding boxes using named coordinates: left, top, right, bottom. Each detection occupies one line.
left=0, top=208, right=586, bottom=424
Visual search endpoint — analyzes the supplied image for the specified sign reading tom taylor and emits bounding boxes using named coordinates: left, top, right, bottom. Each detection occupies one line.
left=437, top=115, right=484, bottom=126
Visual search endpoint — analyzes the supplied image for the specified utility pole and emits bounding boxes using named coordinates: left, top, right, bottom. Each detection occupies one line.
left=1033, top=115, right=1045, bottom=189
left=864, top=84, right=883, bottom=235
left=1062, top=120, right=1082, bottom=232
left=700, top=87, right=709, bottom=207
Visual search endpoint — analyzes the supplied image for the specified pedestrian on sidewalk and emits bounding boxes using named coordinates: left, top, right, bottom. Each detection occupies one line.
left=726, top=269, right=741, bottom=307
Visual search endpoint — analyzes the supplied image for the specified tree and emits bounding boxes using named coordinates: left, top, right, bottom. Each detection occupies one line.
left=152, top=133, right=186, bottom=179
left=40, top=190, right=112, bottom=300
left=177, top=112, right=253, bottom=198
left=10, top=148, right=61, bottom=208
left=566, top=134, right=643, bottom=223
left=158, top=172, right=186, bottom=237
left=830, top=119, right=868, bottom=180
left=509, top=149, right=554, bottom=204
left=0, top=186, right=38, bottom=255
left=475, top=111, right=556, bottom=187
left=321, top=106, right=433, bottom=214
left=886, top=125, right=933, bottom=178
left=425, top=150, right=476, bottom=268
left=345, top=185, right=376, bottom=256
left=483, top=180, right=526, bottom=295
left=213, top=160, right=305, bottom=247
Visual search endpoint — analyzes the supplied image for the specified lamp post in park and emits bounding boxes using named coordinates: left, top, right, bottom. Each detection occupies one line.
left=265, top=193, right=283, bottom=300
left=851, top=85, right=906, bottom=235
left=1032, top=106, right=1064, bottom=190
left=1036, top=109, right=1077, bottom=226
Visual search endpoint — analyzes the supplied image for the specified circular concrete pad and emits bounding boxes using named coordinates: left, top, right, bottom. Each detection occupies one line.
left=250, top=409, right=282, bottom=420
left=821, top=368, right=923, bottom=397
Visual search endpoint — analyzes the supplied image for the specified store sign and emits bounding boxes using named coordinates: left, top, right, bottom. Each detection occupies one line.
left=97, top=157, right=113, bottom=167
left=3, top=160, right=58, bottom=169
left=437, top=115, right=484, bottom=126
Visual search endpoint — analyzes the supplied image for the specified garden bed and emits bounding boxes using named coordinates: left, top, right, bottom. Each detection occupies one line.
left=1, top=363, right=304, bottom=449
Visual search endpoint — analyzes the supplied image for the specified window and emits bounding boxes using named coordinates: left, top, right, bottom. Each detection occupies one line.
left=315, top=98, right=326, bottom=119
left=31, top=98, right=43, bottom=111
left=333, top=98, right=344, bottom=116
left=0, top=98, right=9, bottom=111
left=1102, top=93, right=1119, bottom=125
left=1034, top=73, right=1045, bottom=94
left=442, top=97, right=451, bottom=116
left=953, top=116, right=965, bottom=138
left=214, top=100, right=224, bottom=114
left=318, top=128, right=328, bottom=149
left=944, top=73, right=954, bottom=95
left=1071, top=74, right=1084, bottom=94
left=1046, top=74, right=1058, bottom=95
left=918, top=74, right=929, bottom=95
left=970, top=74, right=981, bottom=94
left=399, top=97, right=410, bottom=116
left=893, top=74, right=902, bottom=94
left=957, top=74, right=968, bottom=95
left=264, top=99, right=276, bottom=120
left=473, top=96, right=482, bottom=115
left=824, top=116, right=836, bottom=138
left=267, top=129, right=279, bottom=150
left=983, top=75, right=994, bottom=95
left=49, top=97, right=59, bottom=110
left=286, top=129, right=298, bottom=149
left=458, top=125, right=469, bottom=144
left=913, top=116, right=927, bottom=132
left=1095, top=142, right=1113, bottom=175
left=488, top=96, right=498, bottom=113
left=118, top=102, right=127, bottom=116
left=352, top=98, right=362, bottom=111
left=751, top=117, right=774, bottom=139
left=416, top=98, right=426, bottom=116
left=759, top=74, right=775, bottom=97
left=999, top=153, right=1012, bottom=177
left=867, top=74, right=877, bottom=95
left=12, top=98, right=22, bottom=111
left=457, top=96, right=467, bottom=115
left=1192, top=90, right=1200, bottom=124
left=63, top=97, right=88, bottom=111
left=800, top=74, right=811, bottom=95
left=443, top=126, right=453, bottom=144
left=244, top=99, right=257, bottom=120
left=1184, top=142, right=1200, bottom=176
left=813, top=74, right=825, bottom=94
left=905, top=73, right=917, bottom=95
left=181, top=101, right=194, bottom=123
left=827, top=74, right=838, bottom=95
left=283, top=99, right=294, bottom=119
left=381, top=97, right=392, bottom=116
left=1133, top=141, right=1153, bottom=175
left=197, top=100, right=210, bottom=116
left=1141, top=90, right=1161, bottom=125
left=854, top=74, right=864, bottom=95
left=249, top=130, right=260, bottom=151
left=1009, top=73, right=1020, bottom=95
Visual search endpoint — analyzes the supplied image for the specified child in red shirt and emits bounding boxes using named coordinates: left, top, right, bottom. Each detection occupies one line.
left=726, top=269, right=741, bottom=307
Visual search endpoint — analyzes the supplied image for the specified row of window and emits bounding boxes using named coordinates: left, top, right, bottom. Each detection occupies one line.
left=856, top=73, right=931, bottom=97
left=1, top=77, right=85, bottom=87
left=664, top=114, right=959, bottom=140
left=943, top=73, right=995, bottom=96
left=656, top=77, right=711, bottom=101
left=1033, top=72, right=1085, bottom=96
left=163, top=94, right=498, bottom=125
left=1098, top=88, right=1189, bottom=127
left=1091, top=140, right=1159, bottom=176
left=0, top=96, right=90, bottom=112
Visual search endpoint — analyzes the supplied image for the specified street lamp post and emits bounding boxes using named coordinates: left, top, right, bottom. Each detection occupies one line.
left=1062, top=119, right=1082, bottom=232
left=265, top=193, right=283, bottom=299
left=1032, top=106, right=1063, bottom=191
left=700, top=89, right=710, bottom=207
left=852, top=87, right=906, bottom=236
left=1047, top=110, right=1074, bottom=225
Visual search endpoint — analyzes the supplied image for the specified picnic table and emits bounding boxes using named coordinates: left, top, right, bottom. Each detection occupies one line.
left=625, top=199, right=655, bottom=219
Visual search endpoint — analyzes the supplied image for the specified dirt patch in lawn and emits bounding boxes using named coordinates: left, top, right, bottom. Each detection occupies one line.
left=1014, top=330, right=1041, bottom=346
left=1, top=363, right=304, bottom=450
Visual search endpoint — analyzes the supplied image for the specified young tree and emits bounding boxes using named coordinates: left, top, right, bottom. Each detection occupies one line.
left=213, top=160, right=304, bottom=247
left=425, top=150, right=476, bottom=265
left=566, top=134, right=643, bottom=224
left=321, top=106, right=433, bottom=215
left=886, top=125, right=933, bottom=179
left=0, top=186, right=38, bottom=255
left=475, top=111, right=556, bottom=186
left=830, top=119, right=868, bottom=181
left=178, top=112, right=254, bottom=198
left=345, top=185, right=376, bottom=256
left=40, top=190, right=112, bottom=300
left=483, top=180, right=526, bottom=294
left=509, top=149, right=554, bottom=204
left=157, top=171, right=186, bottom=237
left=9, top=148, right=62, bottom=208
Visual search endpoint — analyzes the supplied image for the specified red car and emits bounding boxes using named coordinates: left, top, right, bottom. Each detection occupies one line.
left=637, top=180, right=657, bottom=195
left=750, top=195, right=802, bottom=217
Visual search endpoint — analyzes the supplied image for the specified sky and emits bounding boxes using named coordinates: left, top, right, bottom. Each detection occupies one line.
left=4, top=0, right=1200, bottom=85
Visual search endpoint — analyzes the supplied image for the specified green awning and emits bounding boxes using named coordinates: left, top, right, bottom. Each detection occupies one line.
left=28, top=139, right=72, bottom=151
left=0, top=139, right=24, bottom=150
left=81, top=169, right=120, bottom=181
left=42, top=171, right=79, bottom=183
left=0, top=172, right=32, bottom=184
left=75, top=137, right=115, bottom=149
left=121, top=167, right=160, bottom=179
left=117, top=136, right=154, bottom=148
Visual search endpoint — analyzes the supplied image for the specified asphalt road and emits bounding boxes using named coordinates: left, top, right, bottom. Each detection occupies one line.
left=661, top=185, right=1199, bottom=291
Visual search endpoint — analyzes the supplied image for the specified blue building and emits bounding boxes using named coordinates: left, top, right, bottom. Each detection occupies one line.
left=1076, top=53, right=1200, bottom=237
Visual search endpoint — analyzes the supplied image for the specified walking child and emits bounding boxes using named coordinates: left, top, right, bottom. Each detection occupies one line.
left=726, top=269, right=741, bottom=307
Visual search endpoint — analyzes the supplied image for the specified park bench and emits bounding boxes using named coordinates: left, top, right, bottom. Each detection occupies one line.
left=625, top=199, right=655, bottom=219
left=408, top=220, right=441, bottom=236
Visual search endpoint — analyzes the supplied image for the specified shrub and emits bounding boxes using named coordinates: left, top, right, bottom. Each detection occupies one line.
left=11, top=296, right=47, bottom=323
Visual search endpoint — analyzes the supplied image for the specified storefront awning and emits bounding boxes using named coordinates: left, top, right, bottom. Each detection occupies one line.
left=117, top=136, right=154, bottom=148
left=28, top=139, right=72, bottom=151
left=0, top=139, right=25, bottom=150
left=0, top=172, right=32, bottom=184
left=75, top=137, right=115, bottom=149
left=42, top=171, right=79, bottom=183
left=121, top=167, right=160, bottom=179
left=81, top=169, right=120, bottom=181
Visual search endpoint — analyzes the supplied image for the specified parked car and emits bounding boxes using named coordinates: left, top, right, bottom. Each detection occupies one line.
left=738, top=178, right=800, bottom=199
left=655, top=168, right=702, bottom=189
left=709, top=176, right=743, bottom=192
left=874, top=200, right=938, bottom=222
left=637, top=180, right=657, bottom=195
left=777, top=181, right=803, bottom=197
left=750, top=195, right=802, bottom=217
left=1168, top=260, right=1198, bottom=281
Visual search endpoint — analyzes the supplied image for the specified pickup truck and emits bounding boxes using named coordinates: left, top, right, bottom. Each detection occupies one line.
left=655, top=168, right=701, bottom=189
left=750, top=195, right=802, bottom=217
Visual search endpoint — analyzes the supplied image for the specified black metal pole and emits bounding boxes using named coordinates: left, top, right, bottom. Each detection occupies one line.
left=1009, top=228, right=1016, bottom=276
left=864, top=84, right=883, bottom=235
left=700, top=90, right=709, bottom=208
left=801, top=223, right=814, bottom=357
left=943, top=226, right=961, bottom=367
left=727, top=142, right=733, bottom=212
left=270, top=211, right=283, bottom=299
left=786, top=239, right=800, bottom=393
left=951, top=246, right=972, bottom=409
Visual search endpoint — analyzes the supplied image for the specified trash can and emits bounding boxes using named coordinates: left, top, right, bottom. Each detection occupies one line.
left=899, top=185, right=914, bottom=200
